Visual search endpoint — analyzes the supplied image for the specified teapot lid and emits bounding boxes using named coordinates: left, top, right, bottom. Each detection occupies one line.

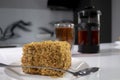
left=78, top=6, right=102, bottom=18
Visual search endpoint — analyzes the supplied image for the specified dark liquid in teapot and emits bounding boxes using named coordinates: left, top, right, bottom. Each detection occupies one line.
left=78, top=30, right=99, bottom=45
left=78, top=30, right=99, bottom=53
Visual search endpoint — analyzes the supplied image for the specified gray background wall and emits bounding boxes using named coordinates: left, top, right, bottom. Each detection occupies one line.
left=0, top=0, right=119, bottom=45
left=112, top=0, right=120, bottom=41
left=0, top=0, right=73, bottom=45
left=0, top=0, right=47, bottom=9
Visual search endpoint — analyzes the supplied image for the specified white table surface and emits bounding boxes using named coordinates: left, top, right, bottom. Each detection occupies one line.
left=0, top=43, right=120, bottom=80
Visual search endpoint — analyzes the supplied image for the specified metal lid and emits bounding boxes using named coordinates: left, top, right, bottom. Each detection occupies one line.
left=78, top=6, right=102, bottom=18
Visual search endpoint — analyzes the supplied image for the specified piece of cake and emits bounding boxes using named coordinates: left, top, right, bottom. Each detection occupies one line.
left=21, top=40, right=71, bottom=77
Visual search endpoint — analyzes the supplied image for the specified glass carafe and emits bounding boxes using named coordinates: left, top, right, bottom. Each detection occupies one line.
left=78, top=6, right=101, bottom=53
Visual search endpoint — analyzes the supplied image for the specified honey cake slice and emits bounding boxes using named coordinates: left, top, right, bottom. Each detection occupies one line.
left=21, top=40, right=71, bottom=77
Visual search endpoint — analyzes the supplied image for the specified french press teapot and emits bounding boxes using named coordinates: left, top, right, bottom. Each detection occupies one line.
left=78, top=6, right=101, bottom=53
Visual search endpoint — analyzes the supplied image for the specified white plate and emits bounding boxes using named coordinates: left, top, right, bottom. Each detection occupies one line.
left=4, top=58, right=89, bottom=80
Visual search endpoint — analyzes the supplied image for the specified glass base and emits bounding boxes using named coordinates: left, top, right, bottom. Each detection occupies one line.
left=78, top=45, right=99, bottom=53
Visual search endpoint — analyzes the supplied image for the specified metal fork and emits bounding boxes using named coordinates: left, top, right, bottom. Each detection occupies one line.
left=0, top=63, right=99, bottom=77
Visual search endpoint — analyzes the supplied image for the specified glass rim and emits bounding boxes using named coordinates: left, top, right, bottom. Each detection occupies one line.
left=54, top=23, right=74, bottom=28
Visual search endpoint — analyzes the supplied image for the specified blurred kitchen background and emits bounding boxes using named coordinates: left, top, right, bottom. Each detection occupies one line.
left=0, top=0, right=118, bottom=47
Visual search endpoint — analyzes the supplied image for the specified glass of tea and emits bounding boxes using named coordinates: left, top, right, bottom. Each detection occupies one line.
left=55, top=23, right=74, bottom=46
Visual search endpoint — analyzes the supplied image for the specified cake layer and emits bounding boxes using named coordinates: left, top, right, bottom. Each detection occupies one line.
left=21, top=40, right=71, bottom=77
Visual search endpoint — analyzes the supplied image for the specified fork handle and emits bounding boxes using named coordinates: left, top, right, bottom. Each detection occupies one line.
left=0, top=63, right=68, bottom=72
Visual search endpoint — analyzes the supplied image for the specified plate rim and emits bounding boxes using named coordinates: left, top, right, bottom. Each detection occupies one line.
left=4, top=58, right=89, bottom=80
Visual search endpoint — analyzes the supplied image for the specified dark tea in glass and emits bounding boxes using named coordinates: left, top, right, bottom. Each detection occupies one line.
left=55, top=23, right=74, bottom=46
